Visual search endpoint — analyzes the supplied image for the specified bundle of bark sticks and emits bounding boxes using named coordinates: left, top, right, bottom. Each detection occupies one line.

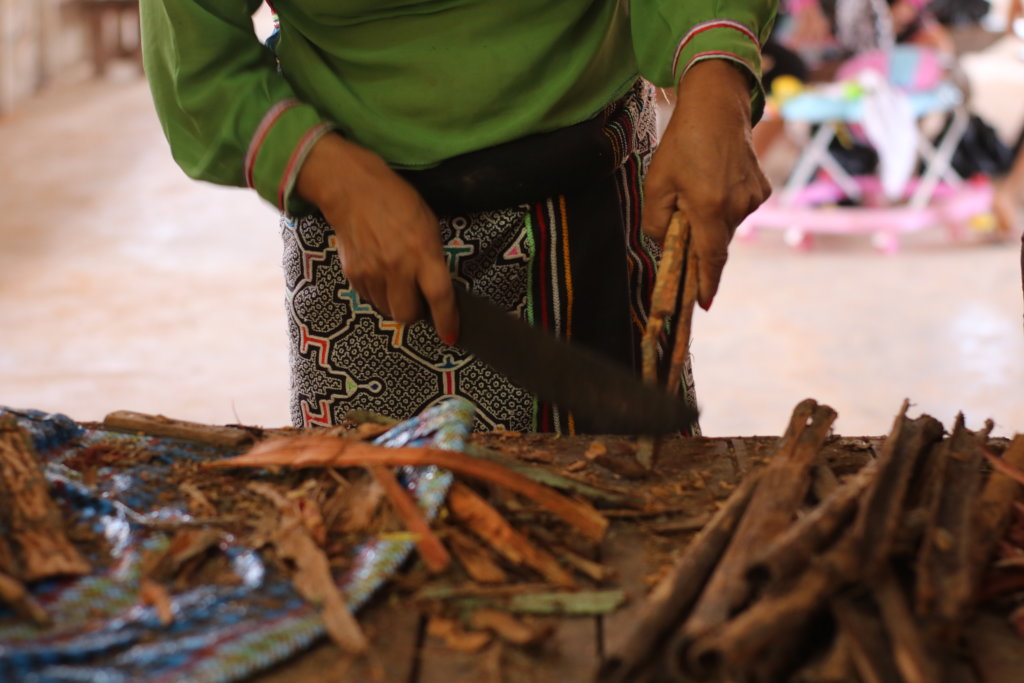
left=600, top=399, right=1024, bottom=683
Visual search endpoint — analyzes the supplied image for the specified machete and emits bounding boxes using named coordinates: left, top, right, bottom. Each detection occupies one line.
left=453, top=287, right=699, bottom=435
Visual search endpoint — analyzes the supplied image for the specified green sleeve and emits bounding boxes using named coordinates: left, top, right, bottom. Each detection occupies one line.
left=629, top=0, right=778, bottom=123
left=140, top=0, right=332, bottom=213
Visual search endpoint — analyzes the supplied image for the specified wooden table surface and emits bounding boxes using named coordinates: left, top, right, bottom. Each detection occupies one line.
left=254, top=432, right=953, bottom=683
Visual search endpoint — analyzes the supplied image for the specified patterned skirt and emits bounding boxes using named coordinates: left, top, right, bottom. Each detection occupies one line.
left=281, top=82, right=697, bottom=433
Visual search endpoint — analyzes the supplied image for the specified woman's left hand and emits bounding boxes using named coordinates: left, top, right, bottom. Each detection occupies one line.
left=643, top=60, right=771, bottom=310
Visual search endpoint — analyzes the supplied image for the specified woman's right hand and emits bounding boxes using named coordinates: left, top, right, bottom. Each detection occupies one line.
left=296, top=133, right=459, bottom=345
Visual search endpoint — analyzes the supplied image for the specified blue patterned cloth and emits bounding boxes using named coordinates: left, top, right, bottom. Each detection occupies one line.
left=0, top=399, right=474, bottom=682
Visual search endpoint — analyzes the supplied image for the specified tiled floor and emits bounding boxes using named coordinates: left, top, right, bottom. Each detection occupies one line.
left=1, top=33, right=1022, bottom=438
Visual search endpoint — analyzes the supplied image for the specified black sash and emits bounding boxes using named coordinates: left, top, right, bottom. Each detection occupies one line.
left=400, top=80, right=643, bottom=215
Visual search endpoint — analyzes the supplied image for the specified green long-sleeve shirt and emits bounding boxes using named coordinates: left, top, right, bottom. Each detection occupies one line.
left=141, top=0, right=776, bottom=214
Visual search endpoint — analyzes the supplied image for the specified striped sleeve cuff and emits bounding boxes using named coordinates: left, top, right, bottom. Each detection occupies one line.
left=244, top=99, right=334, bottom=214
left=672, top=21, right=767, bottom=124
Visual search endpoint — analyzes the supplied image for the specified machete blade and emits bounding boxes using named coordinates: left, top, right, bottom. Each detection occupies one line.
left=454, top=287, right=698, bottom=435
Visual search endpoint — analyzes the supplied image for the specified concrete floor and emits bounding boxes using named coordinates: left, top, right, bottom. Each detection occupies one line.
left=1, top=35, right=1023, bottom=438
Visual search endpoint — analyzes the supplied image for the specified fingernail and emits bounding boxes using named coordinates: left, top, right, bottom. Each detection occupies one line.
left=442, top=333, right=457, bottom=346
left=701, top=297, right=714, bottom=312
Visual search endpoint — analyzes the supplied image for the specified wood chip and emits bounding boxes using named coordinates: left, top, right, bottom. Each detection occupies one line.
left=370, top=466, right=450, bottom=574
left=585, top=441, right=608, bottom=460
left=0, top=570, right=50, bottom=626
left=272, top=513, right=368, bottom=654
left=565, top=461, right=587, bottom=473
left=447, top=482, right=575, bottom=587
left=446, top=529, right=508, bottom=584
left=209, top=437, right=609, bottom=541
left=140, top=578, right=174, bottom=626
left=427, top=617, right=493, bottom=652
left=470, top=608, right=550, bottom=645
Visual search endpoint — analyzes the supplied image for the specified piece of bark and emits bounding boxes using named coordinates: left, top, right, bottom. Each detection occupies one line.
left=272, top=514, right=368, bottom=654
left=446, top=529, right=508, bottom=584
left=794, top=629, right=854, bottom=682
left=914, top=415, right=986, bottom=628
left=553, top=545, right=615, bottom=583
left=0, top=570, right=50, bottom=626
left=470, top=608, right=550, bottom=646
left=145, top=528, right=223, bottom=584
left=969, top=435, right=1024, bottom=598
left=746, top=458, right=877, bottom=588
left=811, top=463, right=840, bottom=502
left=211, top=438, right=609, bottom=541
left=103, top=410, right=254, bottom=448
left=681, top=400, right=836, bottom=641
left=369, top=466, right=450, bottom=574
left=447, top=482, right=574, bottom=587
left=435, top=590, right=627, bottom=615
left=598, top=473, right=759, bottom=683
left=140, top=578, right=174, bottom=626
left=874, top=572, right=938, bottom=683
left=682, top=535, right=859, bottom=680
left=832, top=595, right=903, bottom=683
left=850, top=402, right=944, bottom=577
left=352, top=410, right=646, bottom=508
left=0, top=416, right=90, bottom=581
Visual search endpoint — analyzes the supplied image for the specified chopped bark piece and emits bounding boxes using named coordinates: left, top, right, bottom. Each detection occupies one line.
left=0, top=570, right=50, bottom=626
left=469, top=608, right=550, bottom=645
left=446, top=529, right=508, bottom=584
left=427, top=617, right=493, bottom=652
left=210, top=438, right=609, bottom=541
left=272, top=513, right=367, bottom=654
left=323, top=476, right=384, bottom=535
left=552, top=546, right=615, bottom=583
left=447, top=483, right=574, bottom=587
left=432, top=589, right=627, bottom=615
left=0, top=416, right=90, bottom=581
left=144, top=528, right=223, bottom=584
left=369, top=466, right=450, bottom=574
left=140, top=578, right=174, bottom=626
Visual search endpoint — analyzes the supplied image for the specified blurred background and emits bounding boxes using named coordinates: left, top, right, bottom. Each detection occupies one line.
left=1, top=0, right=1022, bottom=437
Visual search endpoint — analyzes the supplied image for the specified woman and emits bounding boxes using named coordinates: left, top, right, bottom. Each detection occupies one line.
left=140, top=1, right=774, bottom=433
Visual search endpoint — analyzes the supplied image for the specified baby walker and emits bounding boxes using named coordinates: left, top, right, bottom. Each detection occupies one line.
left=739, top=44, right=994, bottom=253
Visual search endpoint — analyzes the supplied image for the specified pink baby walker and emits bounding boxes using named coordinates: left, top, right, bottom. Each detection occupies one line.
left=739, top=44, right=993, bottom=253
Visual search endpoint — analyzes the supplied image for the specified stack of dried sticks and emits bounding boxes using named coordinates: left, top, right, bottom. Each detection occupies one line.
left=600, top=399, right=1024, bottom=683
